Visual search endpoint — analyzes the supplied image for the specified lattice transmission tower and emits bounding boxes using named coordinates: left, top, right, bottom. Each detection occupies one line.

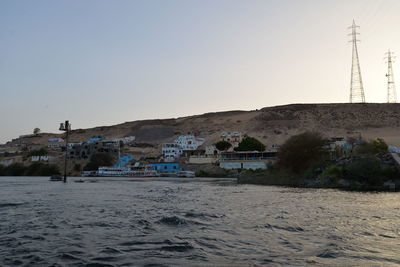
left=385, top=50, right=397, bottom=103
left=349, top=20, right=365, bottom=103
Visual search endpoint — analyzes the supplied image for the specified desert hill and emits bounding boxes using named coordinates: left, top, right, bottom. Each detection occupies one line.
left=8, top=103, right=400, bottom=156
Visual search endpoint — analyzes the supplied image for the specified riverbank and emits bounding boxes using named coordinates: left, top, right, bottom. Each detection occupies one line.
left=237, top=168, right=400, bottom=192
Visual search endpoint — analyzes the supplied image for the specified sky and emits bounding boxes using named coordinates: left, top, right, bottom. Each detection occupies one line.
left=1, top=0, right=400, bottom=143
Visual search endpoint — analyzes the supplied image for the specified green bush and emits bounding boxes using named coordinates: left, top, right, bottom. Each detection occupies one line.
left=3, top=163, right=27, bottom=176
left=214, top=140, right=232, bottom=151
left=277, top=132, right=328, bottom=174
left=235, top=137, right=265, bottom=152
left=84, top=153, right=114, bottom=171
left=343, top=157, right=382, bottom=185
left=28, top=148, right=48, bottom=157
left=354, top=138, right=388, bottom=155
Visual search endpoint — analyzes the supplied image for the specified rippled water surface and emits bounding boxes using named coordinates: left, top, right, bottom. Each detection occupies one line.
left=1, top=176, right=400, bottom=266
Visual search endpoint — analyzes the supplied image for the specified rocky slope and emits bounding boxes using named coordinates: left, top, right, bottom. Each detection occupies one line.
left=7, top=103, right=400, bottom=157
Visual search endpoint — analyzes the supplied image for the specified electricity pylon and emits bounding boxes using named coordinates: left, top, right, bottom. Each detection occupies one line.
left=349, top=20, right=366, bottom=103
left=385, top=50, right=396, bottom=103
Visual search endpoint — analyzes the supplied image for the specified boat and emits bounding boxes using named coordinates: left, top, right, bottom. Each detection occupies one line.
left=176, top=171, right=195, bottom=178
left=49, top=174, right=63, bottom=181
left=82, top=164, right=159, bottom=178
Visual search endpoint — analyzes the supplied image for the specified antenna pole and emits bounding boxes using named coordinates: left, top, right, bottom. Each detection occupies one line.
left=385, top=50, right=397, bottom=103
left=349, top=20, right=366, bottom=103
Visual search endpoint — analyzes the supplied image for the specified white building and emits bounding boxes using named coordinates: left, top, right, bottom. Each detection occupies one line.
left=31, top=156, right=51, bottom=162
left=114, top=136, right=136, bottom=144
left=205, top=145, right=219, bottom=156
left=161, top=135, right=205, bottom=160
left=48, top=138, right=64, bottom=150
left=162, top=143, right=182, bottom=161
left=175, top=135, right=205, bottom=150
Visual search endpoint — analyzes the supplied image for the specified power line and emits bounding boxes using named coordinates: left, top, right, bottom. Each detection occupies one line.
left=349, top=19, right=366, bottom=103
left=385, top=50, right=397, bottom=103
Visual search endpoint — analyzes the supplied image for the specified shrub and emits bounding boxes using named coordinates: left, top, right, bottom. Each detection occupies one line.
left=214, top=140, right=231, bottom=151
left=28, top=148, right=48, bottom=157
left=277, top=132, right=327, bottom=174
left=25, top=162, right=61, bottom=176
left=343, top=157, right=382, bottom=185
left=84, top=153, right=114, bottom=171
left=235, top=137, right=265, bottom=152
left=354, top=138, right=388, bottom=155
left=3, top=163, right=27, bottom=176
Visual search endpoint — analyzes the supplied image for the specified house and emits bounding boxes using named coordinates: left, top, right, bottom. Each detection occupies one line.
left=0, top=159, right=14, bottom=166
left=67, top=139, right=119, bottom=160
left=175, top=135, right=205, bottom=150
left=161, top=135, right=205, bottom=160
left=219, top=151, right=277, bottom=170
left=31, top=156, right=51, bottom=162
left=162, top=143, right=183, bottom=160
left=149, top=162, right=181, bottom=174
left=48, top=138, right=64, bottom=150
left=114, top=136, right=136, bottom=144
left=220, top=132, right=242, bottom=148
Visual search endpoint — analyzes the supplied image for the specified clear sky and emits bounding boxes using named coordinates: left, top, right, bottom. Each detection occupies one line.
left=1, top=0, right=400, bottom=143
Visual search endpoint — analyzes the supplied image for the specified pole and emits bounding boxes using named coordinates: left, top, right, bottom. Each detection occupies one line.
left=63, top=120, right=69, bottom=183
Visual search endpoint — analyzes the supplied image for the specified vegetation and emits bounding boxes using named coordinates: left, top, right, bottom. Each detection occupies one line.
left=73, top=163, right=82, bottom=172
left=33, top=128, right=41, bottom=134
left=234, top=137, right=265, bottom=152
left=277, top=132, right=327, bottom=174
left=84, top=153, right=114, bottom=171
left=239, top=132, right=398, bottom=191
left=214, top=140, right=232, bottom=151
left=0, top=162, right=60, bottom=176
left=28, top=148, right=48, bottom=157
left=355, top=138, right=388, bottom=155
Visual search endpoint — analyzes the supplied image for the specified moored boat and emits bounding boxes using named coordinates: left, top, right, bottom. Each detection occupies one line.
left=49, top=174, right=63, bottom=181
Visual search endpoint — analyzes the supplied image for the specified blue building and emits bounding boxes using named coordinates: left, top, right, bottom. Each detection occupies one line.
left=149, top=162, right=181, bottom=174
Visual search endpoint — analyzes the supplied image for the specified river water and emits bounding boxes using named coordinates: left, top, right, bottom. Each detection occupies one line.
left=0, top=176, right=399, bottom=266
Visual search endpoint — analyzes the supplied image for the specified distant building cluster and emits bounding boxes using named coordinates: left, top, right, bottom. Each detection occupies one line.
left=162, top=135, right=205, bottom=161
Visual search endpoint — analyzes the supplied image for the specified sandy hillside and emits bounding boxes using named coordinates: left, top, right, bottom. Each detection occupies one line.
left=8, top=103, right=400, bottom=156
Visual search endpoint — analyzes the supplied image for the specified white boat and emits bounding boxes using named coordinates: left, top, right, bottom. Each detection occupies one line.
left=82, top=164, right=159, bottom=178
left=176, top=171, right=195, bottom=178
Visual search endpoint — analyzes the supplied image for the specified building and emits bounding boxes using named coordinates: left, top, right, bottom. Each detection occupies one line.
left=161, top=135, right=205, bottom=160
left=114, top=136, right=136, bottom=144
left=220, top=132, right=242, bottom=148
left=48, top=138, right=64, bottom=150
left=68, top=139, right=119, bottom=160
left=219, top=151, right=277, bottom=170
left=162, top=143, right=183, bottom=160
left=31, top=155, right=51, bottom=162
left=0, top=159, right=14, bottom=166
left=149, top=162, right=181, bottom=174
left=175, top=135, right=205, bottom=150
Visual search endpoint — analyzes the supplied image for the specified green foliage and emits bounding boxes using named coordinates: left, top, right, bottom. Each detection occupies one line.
left=25, top=162, right=60, bottom=176
left=3, top=163, right=27, bottom=176
left=323, top=165, right=343, bottom=177
left=354, top=138, right=388, bottom=155
left=33, top=128, right=41, bottom=134
left=28, top=148, right=48, bottom=157
left=371, top=138, right=388, bottom=153
left=278, top=132, right=327, bottom=174
left=84, top=153, right=114, bottom=171
left=343, top=157, right=383, bottom=185
left=73, top=163, right=82, bottom=172
left=214, top=140, right=232, bottom=151
left=0, top=162, right=60, bottom=176
left=0, top=164, right=5, bottom=175
left=234, top=137, right=265, bottom=152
